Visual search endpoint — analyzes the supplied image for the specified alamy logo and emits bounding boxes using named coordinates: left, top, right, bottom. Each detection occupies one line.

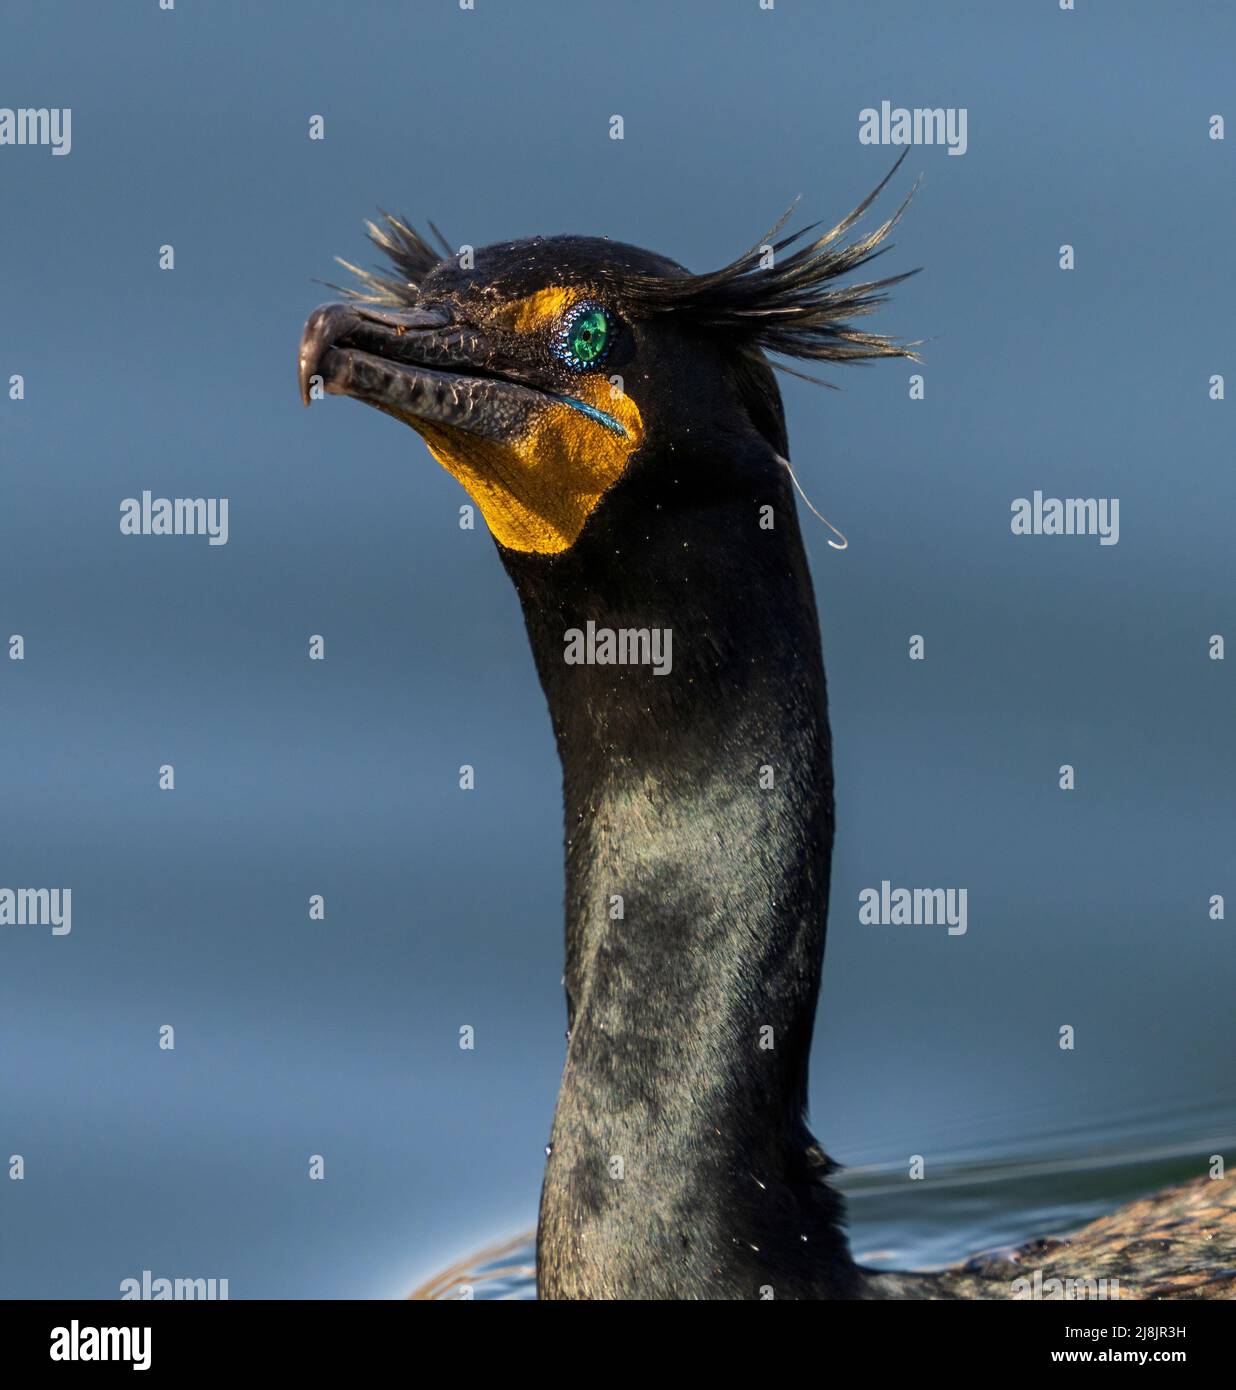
left=564, top=621, right=673, bottom=676
left=1011, top=491, right=1119, bottom=545
left=0, top=106, right=71, bottom=155
left=120, top=492, right=229, bottom=546
left=0, top=887, right=71, bottom=935
left=859, top=881, right=967, bottom=936
left=120, top=1269, right=229, bottom=1300
left=1011, top=1269, right=1120, bottom=1300
left=859, top=100, right=967, bottom=156
left=49, top=1322, right=150, bottom=1371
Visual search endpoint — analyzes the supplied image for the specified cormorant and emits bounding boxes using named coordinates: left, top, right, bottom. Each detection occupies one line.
left=298, top=170, right=1236, bottom=1300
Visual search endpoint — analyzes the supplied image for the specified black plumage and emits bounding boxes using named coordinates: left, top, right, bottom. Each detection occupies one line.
left=299, top=167, right=1236, bottom=1300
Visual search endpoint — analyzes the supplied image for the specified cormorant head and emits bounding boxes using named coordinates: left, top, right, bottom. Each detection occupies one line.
left=298, top=164, right=915, bottom=556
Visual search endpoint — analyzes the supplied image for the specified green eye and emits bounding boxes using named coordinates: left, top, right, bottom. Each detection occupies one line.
left=555, top=302, right=612, bottom=371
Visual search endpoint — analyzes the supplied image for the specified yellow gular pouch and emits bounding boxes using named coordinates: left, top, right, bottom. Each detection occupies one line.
left=418, top=381, right=643, bottom=554
left=417, top=289, right=644, bottom=555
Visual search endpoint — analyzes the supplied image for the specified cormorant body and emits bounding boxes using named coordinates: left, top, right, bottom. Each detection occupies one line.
left=299, top=175, right=1235, bottom=1300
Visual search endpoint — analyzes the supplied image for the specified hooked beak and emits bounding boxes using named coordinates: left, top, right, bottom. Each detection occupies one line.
left=297, top=295, right=641, bottom=555
left=298, top=300, right=559, bottom=442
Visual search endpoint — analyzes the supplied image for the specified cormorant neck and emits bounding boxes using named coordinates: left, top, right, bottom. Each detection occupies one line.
left=502, top=435, right=856, bottom=1299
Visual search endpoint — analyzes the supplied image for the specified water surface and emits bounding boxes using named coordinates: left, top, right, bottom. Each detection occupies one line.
left=418, top=1090, right=1236, bottom=1298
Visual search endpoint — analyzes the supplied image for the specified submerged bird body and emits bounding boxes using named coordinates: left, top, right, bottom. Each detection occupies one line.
left=300, top=178, right=1234, bottom=1300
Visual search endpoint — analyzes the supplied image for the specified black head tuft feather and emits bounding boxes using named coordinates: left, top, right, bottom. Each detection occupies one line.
left=334, top=157, right=917, bottom=374
left=333, top=213, right=452, bottom=305
left=620, top=153, right=920, bottom=373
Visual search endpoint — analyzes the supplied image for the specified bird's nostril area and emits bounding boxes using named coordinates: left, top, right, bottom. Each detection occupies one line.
left=334, top=305, right=456, bottom=363
left=354, top=302, right=452, bottom=333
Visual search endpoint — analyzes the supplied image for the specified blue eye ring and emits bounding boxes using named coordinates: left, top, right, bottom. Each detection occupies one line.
left=553, top=301, right=613, bottom=372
